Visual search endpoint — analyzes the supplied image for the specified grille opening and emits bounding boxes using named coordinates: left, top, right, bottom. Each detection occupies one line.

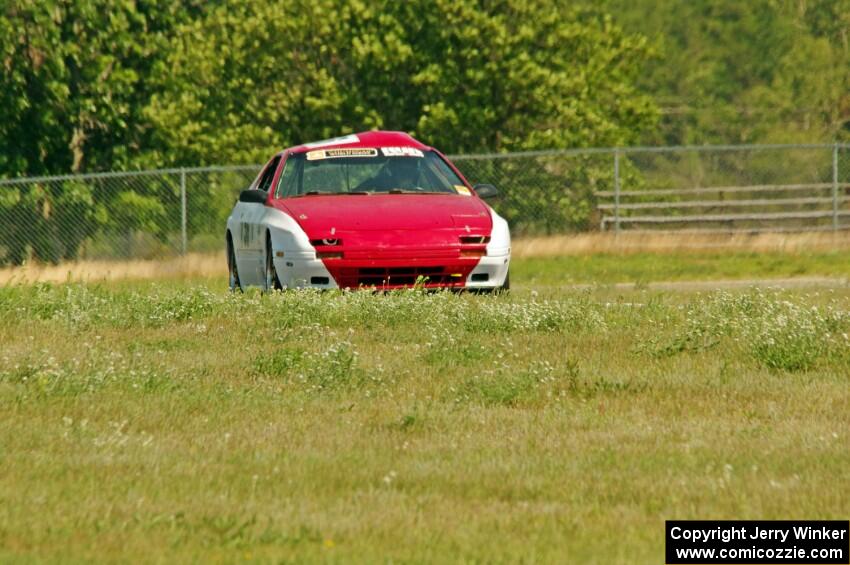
left=310, top=276, right=329, bottom=285
left=335, top=266, right=465, bottom=288
left=459, top=235, right=491, bottom=244
left=360, top=267, right=384, bottom=275
left=471, top=273, right=489, bottom=282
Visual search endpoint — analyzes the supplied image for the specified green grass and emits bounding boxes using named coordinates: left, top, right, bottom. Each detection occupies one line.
left=513, top=250, right=850, bottom=286
left=1, top=278, right=849, bottom=563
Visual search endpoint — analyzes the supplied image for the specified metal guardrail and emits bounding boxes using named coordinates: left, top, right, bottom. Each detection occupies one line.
left=1, top=143, right=848, bottom=266
left=591, top=144, right=850, bottom=234
left=598, top=196, right=848, bottom=211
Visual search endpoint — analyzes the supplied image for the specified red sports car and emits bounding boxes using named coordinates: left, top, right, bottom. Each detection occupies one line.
left=225, top=131, right=510, bottom=291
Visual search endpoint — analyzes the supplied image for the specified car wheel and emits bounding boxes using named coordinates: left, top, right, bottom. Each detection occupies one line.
left=264, top=234, right=282, bottom=293
left=497, top=271, right=510, bottom=293
left=227, top=236, right=242, bottom=293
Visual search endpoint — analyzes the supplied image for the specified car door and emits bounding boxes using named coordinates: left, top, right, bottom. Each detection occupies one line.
left=236, top=155, right=281, bottom=285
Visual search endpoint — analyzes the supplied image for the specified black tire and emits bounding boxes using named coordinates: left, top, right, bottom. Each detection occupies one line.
left=227, top=235, right=242, bottom=293
left=500, top=271, right=510, bottom=291
left=264, top=233, right=282, bottom=292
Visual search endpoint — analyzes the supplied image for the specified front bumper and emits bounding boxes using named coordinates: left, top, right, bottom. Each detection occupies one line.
left=463, top=252, right=510, bottom=289
left=274, top=250, right=509, bottom=290
left=273, top=251, right=338, bottom=289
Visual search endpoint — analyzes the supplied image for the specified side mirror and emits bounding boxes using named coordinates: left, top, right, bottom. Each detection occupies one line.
left=239, top=189, right=268, bottom=204
left=473, top=183, right=500, bottom=200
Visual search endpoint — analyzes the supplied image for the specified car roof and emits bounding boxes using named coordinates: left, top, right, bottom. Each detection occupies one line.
left=285, top=131, right=432, bottom=155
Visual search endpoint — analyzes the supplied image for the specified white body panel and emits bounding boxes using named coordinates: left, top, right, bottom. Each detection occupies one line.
left=465, top=206, right=511, bottom=288
left=227, top=203, right=334, bottom=289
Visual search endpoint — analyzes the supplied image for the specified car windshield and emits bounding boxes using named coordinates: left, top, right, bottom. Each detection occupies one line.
left=274, top=149, right=468, bottom=198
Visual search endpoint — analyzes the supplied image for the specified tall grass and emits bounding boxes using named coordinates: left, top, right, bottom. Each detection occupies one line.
left=638, top=290, right=850, bottom=372
left=1, top=282, right=848, bottom=562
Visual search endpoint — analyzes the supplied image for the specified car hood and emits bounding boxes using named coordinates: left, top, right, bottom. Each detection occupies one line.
left=276, top=194, right=492, bottom=237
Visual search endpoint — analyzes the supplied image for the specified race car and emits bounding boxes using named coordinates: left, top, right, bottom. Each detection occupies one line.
left=225, top=131, right=510, bottom=291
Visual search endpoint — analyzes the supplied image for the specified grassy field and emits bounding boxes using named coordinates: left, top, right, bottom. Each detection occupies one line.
left=514, top=250, right=850, bottom=286
left=1, top=258, right=849, bottom=562
left=4, top=232, right=850, bottom=285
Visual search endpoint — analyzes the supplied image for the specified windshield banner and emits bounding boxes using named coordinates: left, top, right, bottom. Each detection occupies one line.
left=306, top=148, right=379, bottom=161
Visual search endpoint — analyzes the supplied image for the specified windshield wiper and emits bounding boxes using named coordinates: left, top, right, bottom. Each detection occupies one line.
left=299, top=190, right=369, bottom=196
left=387, top=188, right=431, bottom=194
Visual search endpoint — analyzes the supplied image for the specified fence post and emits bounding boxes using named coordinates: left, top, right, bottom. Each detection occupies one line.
left=180, top=168, right=188, bottom=255
left=833, top=144, right=840, bottom=232
left=613, top=149, right=621, bottom=233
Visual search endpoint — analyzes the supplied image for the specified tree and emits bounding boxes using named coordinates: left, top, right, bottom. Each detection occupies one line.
left=143, top=0, right=659, bottom=166
left=134, top=0, right=660, bottom=237
left=600, top=0, right=850, bottom=144
left=0, top=1, right=201, bottom=263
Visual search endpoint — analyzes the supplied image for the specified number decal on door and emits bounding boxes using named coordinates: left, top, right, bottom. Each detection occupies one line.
left=241, top=222, right=251, bottom=248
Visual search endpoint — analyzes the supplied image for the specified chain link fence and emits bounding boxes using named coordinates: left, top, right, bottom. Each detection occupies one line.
left=453, top=143, right=850, bottom=236
left=0, top=166, right=259, bottom=265
left=1, top=144, right=848, bottom=265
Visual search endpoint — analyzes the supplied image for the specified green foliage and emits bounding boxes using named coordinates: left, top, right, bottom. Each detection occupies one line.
left=4, top=1, right=850, bottom=261
left=456, top=152, right=615, bottom=233
left=108, top=191, right=168, bottom=236
left=600, top=0, right=850, bottom=144
left=54, top=181, right=108, bottom=257
left=0, top=180, right=108, bottom=264
left=0, top=1, right=200, bottom=263
left=0, top=0, right=197, bottom=177
left=143, top=0, right=657, bottom=166
left=4, top=0, right=848, bottom=176
left=1, top=0, right=660, bottom=262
